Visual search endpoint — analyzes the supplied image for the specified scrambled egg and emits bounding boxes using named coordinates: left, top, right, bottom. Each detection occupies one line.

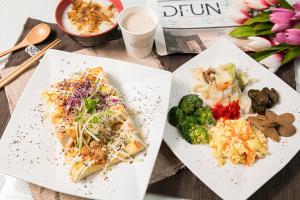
left=209, top=119, right=268, bottom=166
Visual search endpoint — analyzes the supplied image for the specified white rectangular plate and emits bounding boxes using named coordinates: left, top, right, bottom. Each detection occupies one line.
left=0, top=50, right=172, bottom=200
left=164, top=39, right=300, bottom=200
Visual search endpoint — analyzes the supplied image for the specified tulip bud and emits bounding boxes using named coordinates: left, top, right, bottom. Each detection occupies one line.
left=227, top=7, right=250, bottom=24
left=232, top=0, right=251, bottom=11
left=292, top=2, right=300, bottom=20
left=244, top=0, right=270, bottom=10
left=270, top=8, right=295, bottom=32
left=245, top=36, right=272, bottom=52
left=272, top=24, right=291, bottom=33
left=259, top=53, right=283, bottom=72
left=265, top=0, right=279, bottom=6
left=274, top=32, right=287, bottom=44
left=285, top=29, right=300, bottom=45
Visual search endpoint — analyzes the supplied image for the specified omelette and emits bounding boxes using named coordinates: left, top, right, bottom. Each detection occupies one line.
left=42, top=67, right=145, bottom=181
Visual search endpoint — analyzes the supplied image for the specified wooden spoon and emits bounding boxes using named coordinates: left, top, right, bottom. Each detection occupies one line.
left=0, top=23, right=51, bottom=58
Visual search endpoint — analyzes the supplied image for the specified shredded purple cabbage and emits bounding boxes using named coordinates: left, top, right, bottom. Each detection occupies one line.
left=65, top=81, right=91, bottom=112
left=65, top=82, right=122, bottom=113
left=112, top=98, right=120, bottom=103
left=96, top=94, right=109, bottom=110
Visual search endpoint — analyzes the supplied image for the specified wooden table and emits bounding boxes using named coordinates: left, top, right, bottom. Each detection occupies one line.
left=1, top=54, right=300, bottom=200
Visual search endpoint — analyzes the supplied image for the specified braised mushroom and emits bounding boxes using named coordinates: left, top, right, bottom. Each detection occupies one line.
left=247, top=116, right=263, bottom=128
left=261, top=119, right=278, bottom=128
left=252, top=102, right=266, bottom=115
left=255, top=91, right=269, bottom=105
left=277, top=113, right=295, bottom=125
left=247, top=111, right=296, bottom=142
left=265, top=111, right=277, bottom=122
left=278, top=124, right=296, bottom=137
left=248, top=89, right=259, bottom=99
left=257, top=115, right=267, bottom=121
left=261, top=127, right=280, bottom=142
left=202, top=68, right=216, bottom=83
left=248, top=87, right=280, bottom=114
left=263, top=88, right=279, bottom=107
left=269, top=88, right=279, bottom=104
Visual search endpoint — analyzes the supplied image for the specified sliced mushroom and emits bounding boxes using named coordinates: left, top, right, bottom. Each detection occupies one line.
left=248, top=89, right=259, bottom=100
left=258, top=111, right=278, bottom=127
left=261, top=127, right=280, bottom=142
left=257, top=115, right=267, bottom=121
left=255, top=91, right=269, bottom=105
left=262, top=87, right=271, bottom=96
left=252, top=102, right=266, bottom=115
left=261, top=119, right=278, bottom=128
left=248, top=116, right=263, bottom=128
left=277, top=113, right=295, bottom=125
left=266, top=99, right=274, bottom=108
left=202, top=68, right=216, bottom=83
left=269, top=88, right=279, bottom=104
left=265, top=111, right=277, bottom=120
left=247, top=111, right=296, bottom=142
left=278, top=124, right=296, bottom=137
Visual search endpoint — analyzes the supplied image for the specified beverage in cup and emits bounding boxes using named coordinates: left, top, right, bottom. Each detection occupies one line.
left=118, top=6, right=158, bottom=58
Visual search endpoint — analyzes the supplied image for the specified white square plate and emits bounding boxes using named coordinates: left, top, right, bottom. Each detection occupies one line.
left=0, top=50, right=172, bottom=200
left=164, top=39, right=300, bottom=200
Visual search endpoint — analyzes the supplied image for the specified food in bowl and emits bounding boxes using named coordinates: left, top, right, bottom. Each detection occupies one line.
left=62, top=0, right=119, bottom=35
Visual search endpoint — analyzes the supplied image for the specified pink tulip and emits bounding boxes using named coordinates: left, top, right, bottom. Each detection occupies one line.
left=292, top=2, right=300, bottom=20
left=259, top=53, right=283, bottom=72
left=285, top=29, right=300, bottom=45
left=272, top=23, right=291, bottom=33
left=246, top=36, right=272, bottom=52
left=274, top=32, right=287, bottom=43
left=265, top=0, right=279, bottom=6
left=294, top=2, right=300, bottom=10
left=270, top=8, right=295, bottom=32
left=232, top=0, right=251, bottom=11
left=244, top=0, right=270, bottom=10
left=227, top=7, right=250, bottom=24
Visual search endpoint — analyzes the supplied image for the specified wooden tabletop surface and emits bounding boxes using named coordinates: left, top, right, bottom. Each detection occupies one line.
left=1, top=53, right=300, bottom=200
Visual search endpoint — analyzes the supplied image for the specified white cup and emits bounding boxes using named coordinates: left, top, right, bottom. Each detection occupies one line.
left=118, top=6, right=158, bottom=59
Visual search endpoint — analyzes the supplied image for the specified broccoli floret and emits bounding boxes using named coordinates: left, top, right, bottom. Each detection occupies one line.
left=188, top=125, right=210, bottom=144
left=178, top=117, right=209, bottom=144
left=170, top=94, right=211, bottom=144
left=178, top=116, right=197, bottom=134
left=168, top=106, right=185, bottom=126
left=180, top=123, right=209, bottom=144
left=194, top=106, right=214, bottom=125
left=178, top=94, right=203, bottom=114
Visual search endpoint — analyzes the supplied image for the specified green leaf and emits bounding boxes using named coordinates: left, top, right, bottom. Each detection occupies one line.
left=267, top=43, right=290, bottom=51
left=294, top=24, right=300, bottom=29
left=282, top=47, right=300, bottom=65
left=256, top=29, right=273, bottom=36
left=244, top=12, right=270, bottom=25
left=249, top=45, right=288, bottom=61
left=254, top=23, right=273, bottom=31
left=249, top=50, right=278, bottom=61
left=84, top=98, right=100, bottom=113
left=279, top=0, right=293, bottom=9
left=229, top=26, right=256, bottom=38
